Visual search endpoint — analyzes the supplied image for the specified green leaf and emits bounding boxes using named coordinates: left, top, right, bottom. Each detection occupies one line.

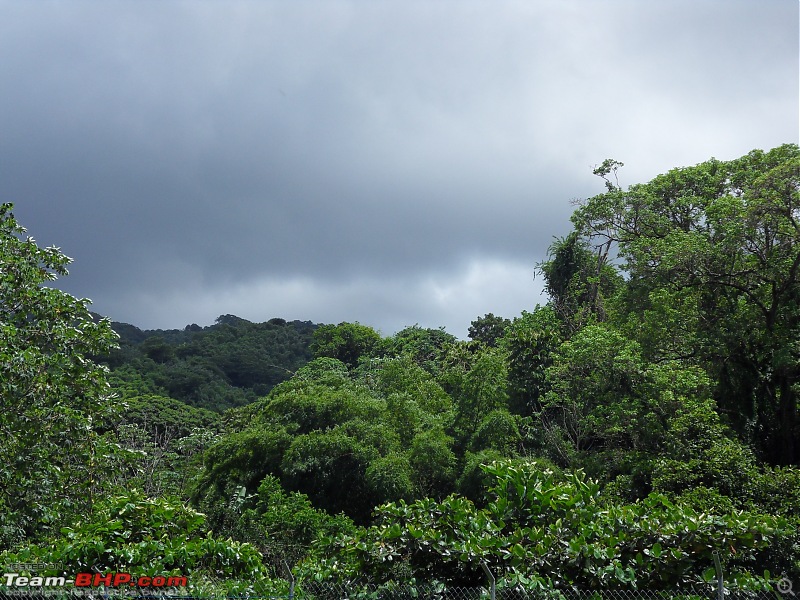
left=651, top=542, right=662, bottom=558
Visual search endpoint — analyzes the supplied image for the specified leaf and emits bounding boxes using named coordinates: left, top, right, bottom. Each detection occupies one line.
left=650, top=542, right=662, bottom=559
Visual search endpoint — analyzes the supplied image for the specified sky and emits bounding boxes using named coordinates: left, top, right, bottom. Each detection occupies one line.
left=2, top=1, right=797, bottom=338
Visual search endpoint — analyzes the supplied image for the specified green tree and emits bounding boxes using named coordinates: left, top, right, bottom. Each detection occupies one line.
left=117, top=394, right=220, bottom=437
left=281, top=428, right=381, bottom=521
left=365, top=454, right=416, bottom=504
left=468, top=313, right=510, bottom=347
left=541, top=323, right=712, bottom=479
left=408, top=430, right=457, bottom=499
left=311, top=322, right=381, bottom=369
left=232, top=475, right=355, bottom=574
left=99, top=400, right=219, bottom=500
left=380, top=325, right=456, bottom=376
left=450, top=346, right=510, bottom=446
left=572, top=144, right=800, bottom=464
left=104, top=315, right=315, bottom=411
left=193, top=361, right=422, bottom=524
left=140, top=335, right=175, bottom=364
left=192, top=334, right=461, bottom=526
left=369, top=355, right=453, bottom=418
left=501, top=306, right=563, bottom=416
left=537, top=232, right=622, bottom=333
left=469, top=409, right=521, bottom=454
left=191, top=427, right=292, bottom=532
left=0, top=203, right=118, bottom=547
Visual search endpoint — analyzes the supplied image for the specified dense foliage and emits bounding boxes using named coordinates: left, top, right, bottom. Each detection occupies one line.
left=305, top=460, right=786, bottom=590
left=0, top=204, right=118, bottom=546
left=2, top=144, right=798, bottom=593
left=101, top=314, right=316, bottom=411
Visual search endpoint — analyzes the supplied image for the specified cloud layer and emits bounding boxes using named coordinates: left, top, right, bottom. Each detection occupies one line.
left=3, top=1, right=797, bottom=336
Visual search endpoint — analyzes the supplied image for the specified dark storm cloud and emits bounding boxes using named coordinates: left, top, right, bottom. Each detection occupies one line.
left=1, top=1, right=796, bottom=335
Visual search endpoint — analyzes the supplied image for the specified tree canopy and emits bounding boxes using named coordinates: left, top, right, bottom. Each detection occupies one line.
left=572, top=144, right=800, bottom=464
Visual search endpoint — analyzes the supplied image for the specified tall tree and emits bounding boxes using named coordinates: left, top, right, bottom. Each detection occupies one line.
left=572, top=144, right=800, bottom=464
left=0, top=203, right=118, bottom=546
left=537, top=232, right=622, bottom=333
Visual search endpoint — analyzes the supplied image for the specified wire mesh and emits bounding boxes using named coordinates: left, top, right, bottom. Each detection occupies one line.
left=0, top=580, right=785, bottom=600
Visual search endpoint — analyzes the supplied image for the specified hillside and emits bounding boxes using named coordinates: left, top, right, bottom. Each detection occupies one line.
left=95, top=313, right=318, bottom=411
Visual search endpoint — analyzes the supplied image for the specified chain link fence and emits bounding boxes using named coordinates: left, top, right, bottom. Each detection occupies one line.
left=0, top=579, right=788, bottom=600
left=290, top=581, right=784, bottom=600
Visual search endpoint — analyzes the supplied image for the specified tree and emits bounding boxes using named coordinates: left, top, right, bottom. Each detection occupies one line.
left=232, top=475, right=355, bottom=574
left=99, top=396, right=220, bottom=499
left=104, top=315, right=316, bottom=411
left=537, top=232, right=622, bottom=332
left=573, top=144, right=800, bottom=464
left=500, top=306, right=563, bottom=416
left=408, top=429, right=457, bottom=499
left=368, top=355, right=453, bottom=423
left=540, top=323, right=711, bottom=478
left=311, top=322, right=381, bottom=369
left=468, top=313, right=510, bottom=347
left=0, top=203, right=118, bottom=547
left=450, top=346, right=510, bottom=446
left=281, top=428, right=381, bottom=521
left=469, top=409, right=521, bottom=454
left=381, top=325, right=456, bottom=376
left=117, top=393, right=220, bottom=437
left=140, top=335, right=175, bottom=364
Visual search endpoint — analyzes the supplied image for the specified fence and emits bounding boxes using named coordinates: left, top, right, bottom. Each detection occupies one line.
left=0, top=579, right=788, bottom=600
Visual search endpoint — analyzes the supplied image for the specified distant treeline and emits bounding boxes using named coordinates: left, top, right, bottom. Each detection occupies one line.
left=94, top=313, right=317, bottom=411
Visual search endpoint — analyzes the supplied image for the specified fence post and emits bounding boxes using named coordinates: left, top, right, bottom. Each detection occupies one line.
left=481, top=561, right=496, bottom=600
left=712, top=550, right=724, bottom=600
left=284, top=561, right=295, bottom=600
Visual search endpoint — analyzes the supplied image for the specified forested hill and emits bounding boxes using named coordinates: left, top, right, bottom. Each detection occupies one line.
left=94, top=313, right=318, bottom=412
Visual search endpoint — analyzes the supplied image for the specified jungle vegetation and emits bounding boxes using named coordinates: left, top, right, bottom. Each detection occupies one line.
left=1, top=144, right=798, bottom=593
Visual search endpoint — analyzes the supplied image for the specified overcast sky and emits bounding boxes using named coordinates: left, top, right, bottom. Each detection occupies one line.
left=2, top=1, right=797, bottom=338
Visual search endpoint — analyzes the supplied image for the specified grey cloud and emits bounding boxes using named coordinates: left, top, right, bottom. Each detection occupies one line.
left=96, top=256, right=544, bottom=337
left=2, top=0, right=796, bottom=335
